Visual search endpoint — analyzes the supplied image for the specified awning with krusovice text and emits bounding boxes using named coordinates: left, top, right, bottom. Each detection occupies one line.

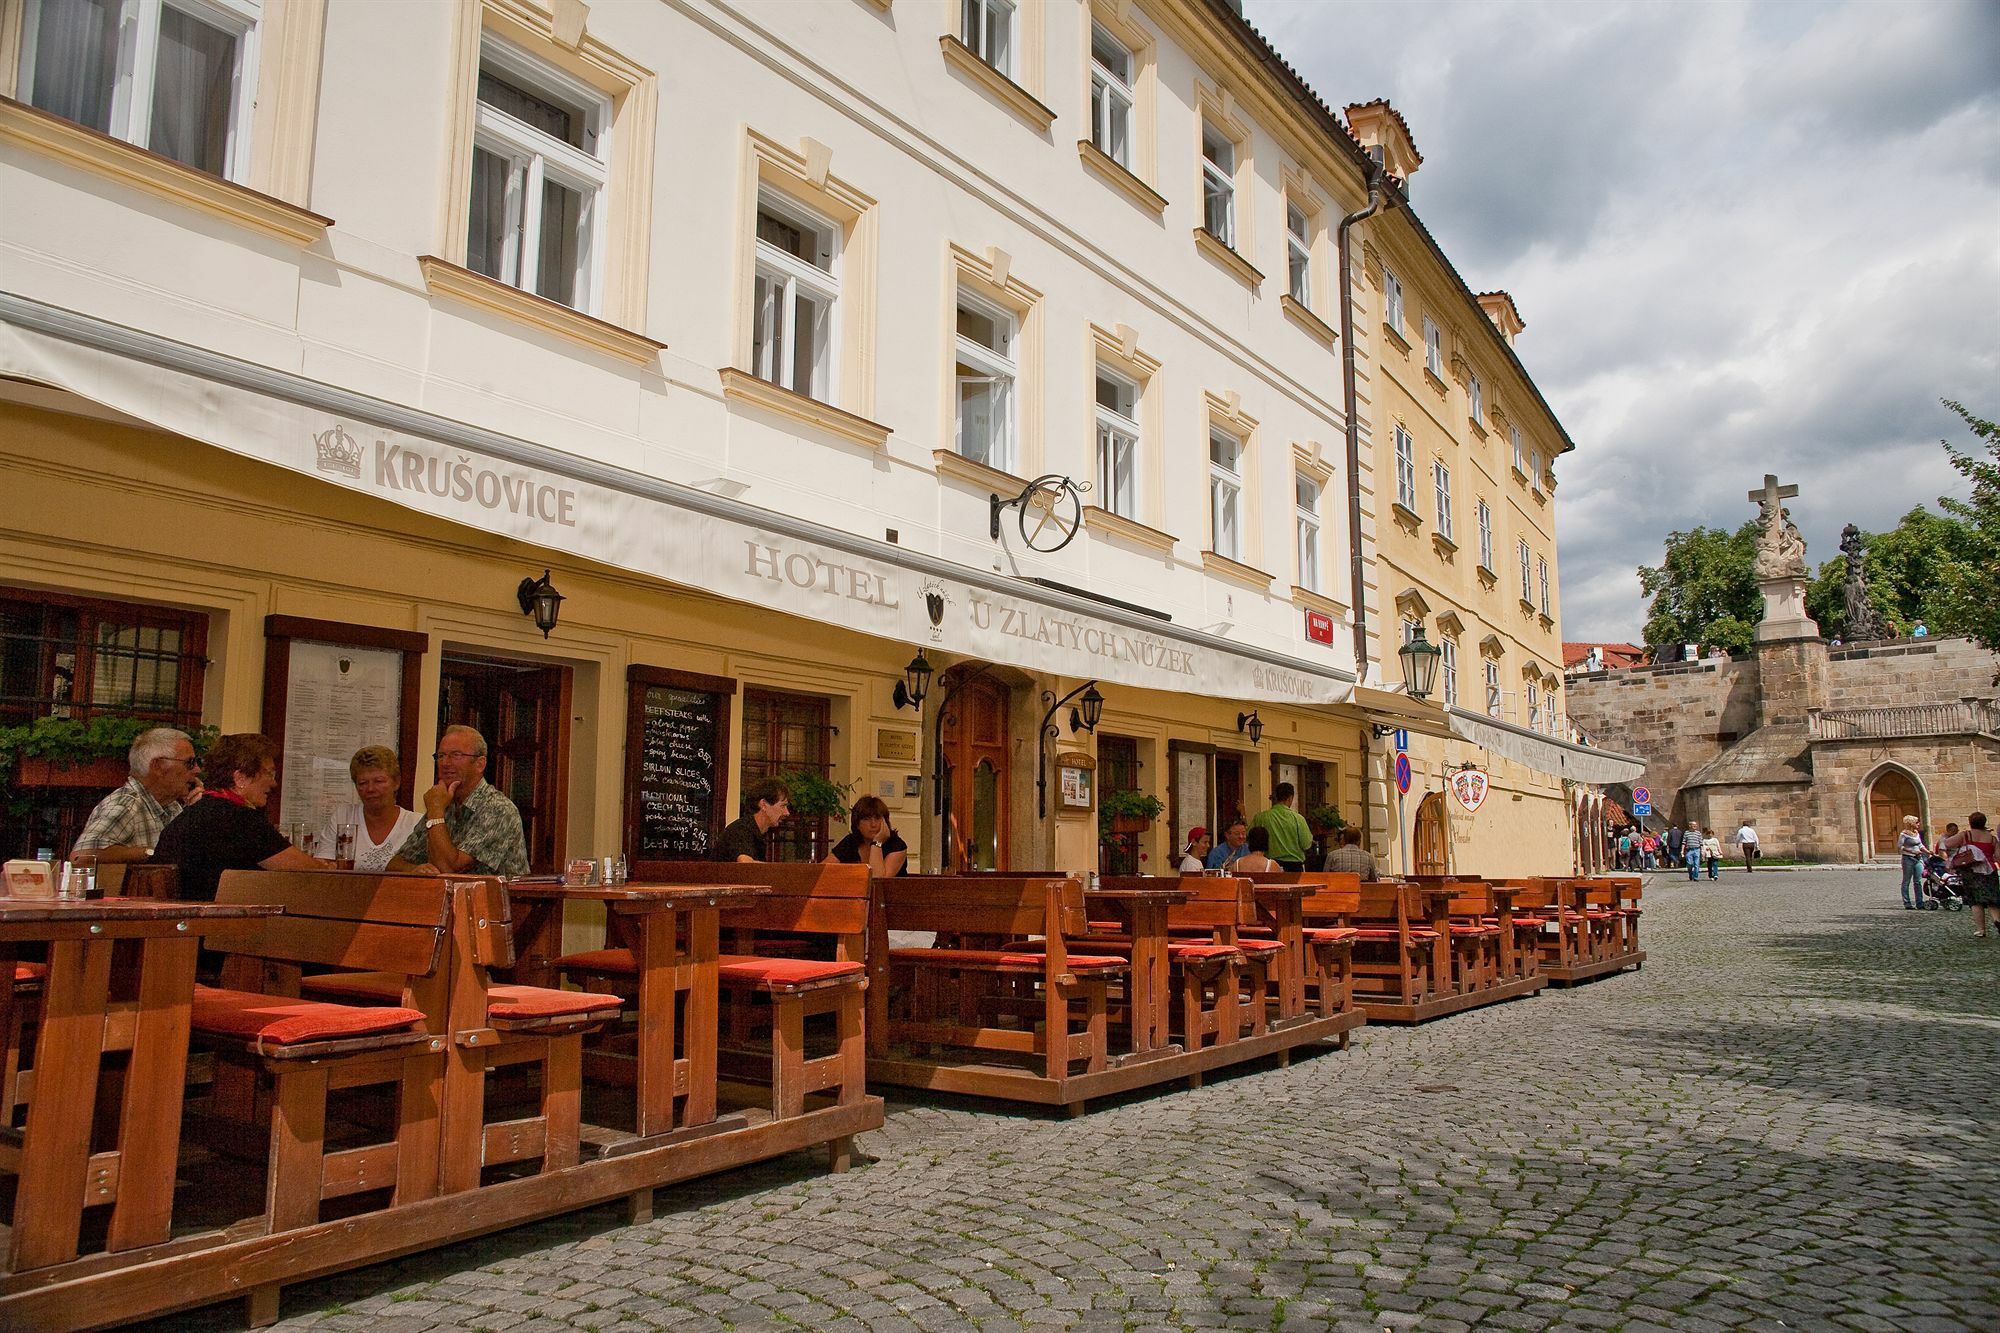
left=0, top=292, right=1355, bottom=707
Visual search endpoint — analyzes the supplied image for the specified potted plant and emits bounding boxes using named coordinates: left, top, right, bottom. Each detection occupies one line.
left=1304, top=805, right=1347, bottom=837
left=776, top=768, right=855, bottom=823
left=0, top=716, right=216, bottom=789
left=1098, top=788, right=1164, bottom=837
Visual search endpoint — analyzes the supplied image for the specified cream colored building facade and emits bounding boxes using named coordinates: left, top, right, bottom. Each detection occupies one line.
left=0, top=0, right=1630, bottom=877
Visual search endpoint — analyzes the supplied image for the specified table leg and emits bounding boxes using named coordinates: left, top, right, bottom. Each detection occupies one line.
left=12, top=938, right=114, bottom=1271
left=1129, top=903, right=1168, bottom=1054
left=633, top=910, right=678, bottom=1138
left=682, top=908, right=720, bottom=1127
left=1274, top=905, right=1305, bottom=1018
left=107, top=936, right=198, bottom=1252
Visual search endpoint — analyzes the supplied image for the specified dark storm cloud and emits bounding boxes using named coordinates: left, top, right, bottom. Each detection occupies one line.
left=1244, top=0, right=2000, bottom=639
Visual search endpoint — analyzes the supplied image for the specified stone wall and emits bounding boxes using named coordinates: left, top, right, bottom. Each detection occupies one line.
left=1565, top=655, right=1757, bottom=823
left=1826, top=636, right=2000, bottom=708
left=1812, top=737, right=1999, bottom=859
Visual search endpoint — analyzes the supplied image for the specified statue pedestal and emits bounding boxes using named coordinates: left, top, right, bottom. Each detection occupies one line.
left=1755, top=575, right=1820, bottom=643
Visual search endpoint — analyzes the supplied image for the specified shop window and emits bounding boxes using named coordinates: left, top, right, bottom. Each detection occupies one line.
left=466, top=36, right=609, bottom=313
left=18, top=0, right=260, bottom=181
left=740, top=687, right=833, bottom=862
left=0, top=587, right=206, bottom=728
left=1098, top=732, right=1141, bottom=875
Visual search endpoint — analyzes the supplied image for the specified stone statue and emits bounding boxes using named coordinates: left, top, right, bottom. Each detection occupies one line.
left=1750, top=477, right=1807, bottom=580
left=1839, top=523, right=1887, bottom=641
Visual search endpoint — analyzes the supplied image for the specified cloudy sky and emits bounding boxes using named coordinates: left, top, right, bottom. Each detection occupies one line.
left=1244, top=0, right=2000, bottom=641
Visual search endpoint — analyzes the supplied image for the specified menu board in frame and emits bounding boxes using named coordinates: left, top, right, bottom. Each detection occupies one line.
left=625, top=665, right=735, bottom=862
left=262, top=616, right=426, bottom=829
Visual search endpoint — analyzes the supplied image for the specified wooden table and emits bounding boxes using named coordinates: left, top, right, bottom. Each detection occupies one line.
left=506, top=883, right=766, bottom=1138
left=1411, top=885, right=1461, bottom=996
left=1083, top=885, right=1189, bottom=1054
left=1249, top=883, right=1309, bottom=1020
left=0, top=897, right=278, bottom=1272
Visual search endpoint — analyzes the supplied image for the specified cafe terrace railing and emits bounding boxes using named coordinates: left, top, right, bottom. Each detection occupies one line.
left=1809, top=701, right=2000, bottom=740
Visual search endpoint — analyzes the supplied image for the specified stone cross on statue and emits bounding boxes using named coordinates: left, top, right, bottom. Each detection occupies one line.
left=1748, top=474, right=1798, bottom=512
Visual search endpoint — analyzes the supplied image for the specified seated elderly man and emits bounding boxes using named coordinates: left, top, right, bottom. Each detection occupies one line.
left=70, top=726, right=203, bottom=866
left=389, top=725, right=529, bottom=876
left=1322, top=828, right=1380, bottom=882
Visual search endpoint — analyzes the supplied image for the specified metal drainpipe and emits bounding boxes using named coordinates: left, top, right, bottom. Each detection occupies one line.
left=1337, top=167, right=1392, bottom=679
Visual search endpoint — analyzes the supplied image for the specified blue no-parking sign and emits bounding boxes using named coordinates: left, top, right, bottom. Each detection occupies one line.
left=1394, top=752, right=1412, bottom=794
left=1633, top=786, right=1652, bottom=805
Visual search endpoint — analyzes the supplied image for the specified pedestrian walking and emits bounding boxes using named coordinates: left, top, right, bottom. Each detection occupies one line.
left=1684, top=822, right=1703, bottom=880
left=1665, top=823, right=1684, bottom=867
left=1617, top=829, right=1632, bottom=870
left=1940, top=812, right=2000, bottom=937
left=1701, top=830, right=1723, bottom=880
left=1896, top=815, right=1929, bottom=909
left=1735, top=820, right=1760, bottom=872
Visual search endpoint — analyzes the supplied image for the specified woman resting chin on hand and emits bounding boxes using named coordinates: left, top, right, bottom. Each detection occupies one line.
left=826, top=794, right=908, bottom=877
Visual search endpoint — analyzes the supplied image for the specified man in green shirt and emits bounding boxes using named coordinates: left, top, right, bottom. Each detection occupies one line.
left=1250, top=782, right=1314, bottom=872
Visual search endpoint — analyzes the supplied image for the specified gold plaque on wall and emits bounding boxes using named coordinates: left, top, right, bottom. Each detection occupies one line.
left=874, top=728, right=919, bottom=764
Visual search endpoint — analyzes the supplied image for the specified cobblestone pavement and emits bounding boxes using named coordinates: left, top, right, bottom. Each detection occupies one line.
left=156, top=869, right=2000, bottom=1332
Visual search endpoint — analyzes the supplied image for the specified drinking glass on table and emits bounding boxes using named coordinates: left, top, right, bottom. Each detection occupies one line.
left=334, top=822, right=358, bottom=869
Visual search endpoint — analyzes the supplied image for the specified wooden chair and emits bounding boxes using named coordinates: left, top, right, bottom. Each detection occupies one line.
left=1346, top=882, right=1440, bottom=1011
left=554, top=863, right=871, bottom=1170
left=1441, top=882, right=1504, bottom=991
left=1286, top=873, right=1362, bottom=1018
left=878, top=876, right=1127, bottom=1082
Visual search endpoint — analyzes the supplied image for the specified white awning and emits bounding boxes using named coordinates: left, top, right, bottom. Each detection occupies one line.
left=1443, top=706, right=1647, bottom=784
left=1346, top=685, right=1456, bottom=741
left=0, top=291, right=1354, bottom=706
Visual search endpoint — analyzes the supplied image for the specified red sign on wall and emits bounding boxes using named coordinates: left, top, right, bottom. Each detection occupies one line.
left=1304, top=610, right=1334, bottom=644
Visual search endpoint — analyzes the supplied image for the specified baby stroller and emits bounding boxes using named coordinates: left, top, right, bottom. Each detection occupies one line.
left=1922, top=855, right=1966, bottom=911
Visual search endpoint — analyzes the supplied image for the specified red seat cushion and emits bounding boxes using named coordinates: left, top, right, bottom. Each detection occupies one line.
left=1352, top=927, right=1440, bottom=941
left=299, top=971, right=404, bottom=1001
left=1303, top=926, right=1359, bottom=943
left=717, top=955, right=865, bottom=989
left=1234, top=938, right=1285, bottom=955
left=1448, top=923, right=1500, bottom=937
left=1165, top=942, right=1239, bottom=961
left=486, top=984, right=623, bottom=1020
left=889, top=948, right=1127, bottom=970
left=190, top=985, right=423, bottom=1047
left=1506, top=915, right=1552, bottom=927
left=555, top=948, right=638, bottom=975
left=13, top=961, right=47, bottom=984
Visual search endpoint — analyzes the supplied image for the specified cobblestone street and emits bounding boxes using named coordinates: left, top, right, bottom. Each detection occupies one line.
left=164, top=869, right=2000, bottom=1332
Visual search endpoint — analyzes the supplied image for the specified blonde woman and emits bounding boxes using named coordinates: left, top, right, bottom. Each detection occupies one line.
left=1897, top=815, right=1930, bottom=909
left=319, top=746, right=423, bottom=872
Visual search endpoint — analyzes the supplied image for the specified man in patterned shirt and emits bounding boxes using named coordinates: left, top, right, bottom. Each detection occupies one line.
left=389, top=724, right=529, bottom=876
left=72, top=727, right=201, bottom=865
left=1322, top=828, right=1380, bottom=882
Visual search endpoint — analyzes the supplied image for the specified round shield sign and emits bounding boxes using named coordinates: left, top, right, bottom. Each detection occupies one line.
left=1394, top=752, right=1412, bottom=795
left=1450, top=767, right=1490, bottom=813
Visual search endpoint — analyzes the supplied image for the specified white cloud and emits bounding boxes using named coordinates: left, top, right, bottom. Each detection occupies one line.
left=1245, top=0, right=2000, bottom=640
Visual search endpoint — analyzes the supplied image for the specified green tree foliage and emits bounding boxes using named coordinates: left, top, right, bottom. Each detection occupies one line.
left=1935, top=400, right=2000, bottom=654
left=1637, top=522, right=1760, bottom=655
left=1805, top=506, right=1981, bottom=639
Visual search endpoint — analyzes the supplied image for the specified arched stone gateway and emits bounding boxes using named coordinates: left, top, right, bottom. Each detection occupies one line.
left=1862, top=764, right=1925, bottom=860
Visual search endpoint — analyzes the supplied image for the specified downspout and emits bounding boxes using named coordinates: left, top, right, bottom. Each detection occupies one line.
left=1337, top=165, right=1393, bottom=679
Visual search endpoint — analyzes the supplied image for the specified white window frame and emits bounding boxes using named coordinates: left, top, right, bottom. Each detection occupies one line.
left=18, top=0, right=262, bottom=182
left=1089, top=21, right=1134, bottom=168
left=1539, top=556, right=1551, bottom=617
left=1518, top=538, right=1533, bottom=602
left=1394, top=425, right=1416, bottom=512
left=1383, top=265, right=1404, bottom=334
left=751, top=189, right=841, bottom=403
left=955, top=292, right=1017, bottom=472
left=1208, top=426, right=1243, bottom=561
left=1423, top=316, right=1443, bottom=378
left=1469, top=374, right=1483, bottom=425
left=1295, top=472, right=1321, bottom=592
left=1201, top=119, right=1236, bottom=249
left=1094, top=364, right=1140, bottom=520
left=1527, top=679, right=1541, bottom=729
left=468, top=37, right=611, bottom=314
left=1485, top=659, right=1502, bottom=717
left=1433, top=459, right=1453, bottom=541
left=1477, top=498, right=1493, bottom=570
left=1401, top=617, right=1421, bottom=646
left=1510, top=425, right=1524, bottom=474
left=1441, top=637, right=1458, bottom=707
left=1286, top=201, right=1312, bottom=306
left=1530, top=447, right=1545, bottom=493
left=962, top=0, right=1015, bottom=77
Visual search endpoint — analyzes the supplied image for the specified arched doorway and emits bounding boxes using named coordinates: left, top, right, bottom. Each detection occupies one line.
left=1866, top=767, right=1922, bottom=859
left=1413, top=791, right=1450, bottom=875
left=941, top=675, right=1011, bottom=870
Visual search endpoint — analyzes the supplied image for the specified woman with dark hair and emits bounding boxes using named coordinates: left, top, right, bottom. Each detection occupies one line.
left=826, top=794, right=908, bottom=877
left=1231, top=825, right=1280, bottom=874
left=153, top=733, right=325, bottom=901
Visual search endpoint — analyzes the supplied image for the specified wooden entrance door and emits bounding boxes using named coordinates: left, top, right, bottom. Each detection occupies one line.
left=1214, top=751, right=1246, bottom=830
left=1413, top=791, right=1450, bottom=876
left=1867, top=769, right=1920, bottom=858
left=941, top=676, right=1010, bottom=871
left=439, top=655, right=571, bottom=874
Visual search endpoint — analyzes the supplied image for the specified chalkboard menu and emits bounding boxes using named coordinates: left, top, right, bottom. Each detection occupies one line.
left=624, top=666, right=735, bottom=861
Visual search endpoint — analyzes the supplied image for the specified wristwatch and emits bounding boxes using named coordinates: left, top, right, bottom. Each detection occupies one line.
left=424, top=816, right=446, bottom=830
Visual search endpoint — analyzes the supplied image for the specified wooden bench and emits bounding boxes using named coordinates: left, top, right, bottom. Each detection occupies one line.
left=553, top=862, right=871, bottom=1171
left=1241, top=872, right=1360, bottom=1022
left=875, top=875, right=1127, bottom=1087
left=1102, top=874, right=1249, bottom=1051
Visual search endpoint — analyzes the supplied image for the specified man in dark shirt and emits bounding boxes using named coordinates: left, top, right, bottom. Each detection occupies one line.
left=714, top=778, right=791, bottom=862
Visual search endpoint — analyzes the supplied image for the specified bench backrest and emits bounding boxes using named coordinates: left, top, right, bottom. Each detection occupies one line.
left=214, top=869, right=452, bottom=976
left=1443, top=881, right=1495, bottom=915
left=1099, top=873, right=1250, bottom=930
left=1355, top=881, right=1414, bottom=929
left=1238, top=870, right=1362, bottom=922
left=882, top=875, right=1086, bottom=937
